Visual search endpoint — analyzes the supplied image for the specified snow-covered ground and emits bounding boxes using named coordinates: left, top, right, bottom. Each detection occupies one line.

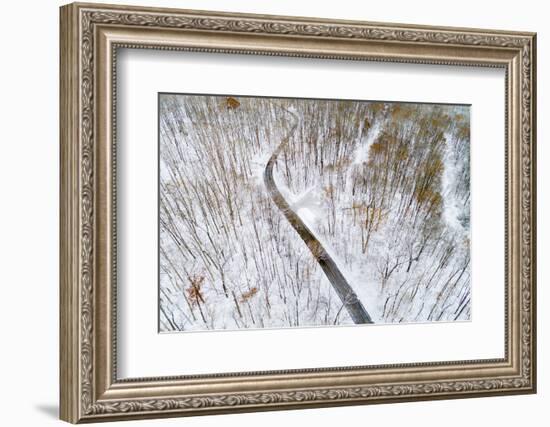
left=159, top=95, right=470, bottom=332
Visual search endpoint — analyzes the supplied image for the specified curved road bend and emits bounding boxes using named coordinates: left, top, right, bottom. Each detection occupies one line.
left=263, top=116, right=373, bottom=325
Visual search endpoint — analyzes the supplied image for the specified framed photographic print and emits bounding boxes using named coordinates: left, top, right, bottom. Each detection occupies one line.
left=60, top=2, right=537, bottom=423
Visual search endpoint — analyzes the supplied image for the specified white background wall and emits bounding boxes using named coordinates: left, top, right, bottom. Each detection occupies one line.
left=0, top=0, right=546, bottom=425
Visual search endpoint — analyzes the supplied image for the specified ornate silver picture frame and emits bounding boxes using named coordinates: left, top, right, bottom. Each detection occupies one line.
left=60, top=2, right=536, bottom=423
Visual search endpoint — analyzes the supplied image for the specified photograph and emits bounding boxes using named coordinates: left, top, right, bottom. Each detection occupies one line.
left=158, top=94, right=471, bottom=332
left=56, top=2, right=536, bottom=423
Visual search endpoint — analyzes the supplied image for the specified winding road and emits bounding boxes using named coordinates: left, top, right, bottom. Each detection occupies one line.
left=263, top=112, right=373, bottom=325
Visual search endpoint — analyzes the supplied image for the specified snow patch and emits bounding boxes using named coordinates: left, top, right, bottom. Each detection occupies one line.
left=353, top=119, right=382, bottom=165
left=442, top=133, right=466, bottom=235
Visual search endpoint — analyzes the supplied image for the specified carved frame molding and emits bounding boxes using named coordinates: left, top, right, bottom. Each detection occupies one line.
left=60, top=2, right=536, bottom=423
